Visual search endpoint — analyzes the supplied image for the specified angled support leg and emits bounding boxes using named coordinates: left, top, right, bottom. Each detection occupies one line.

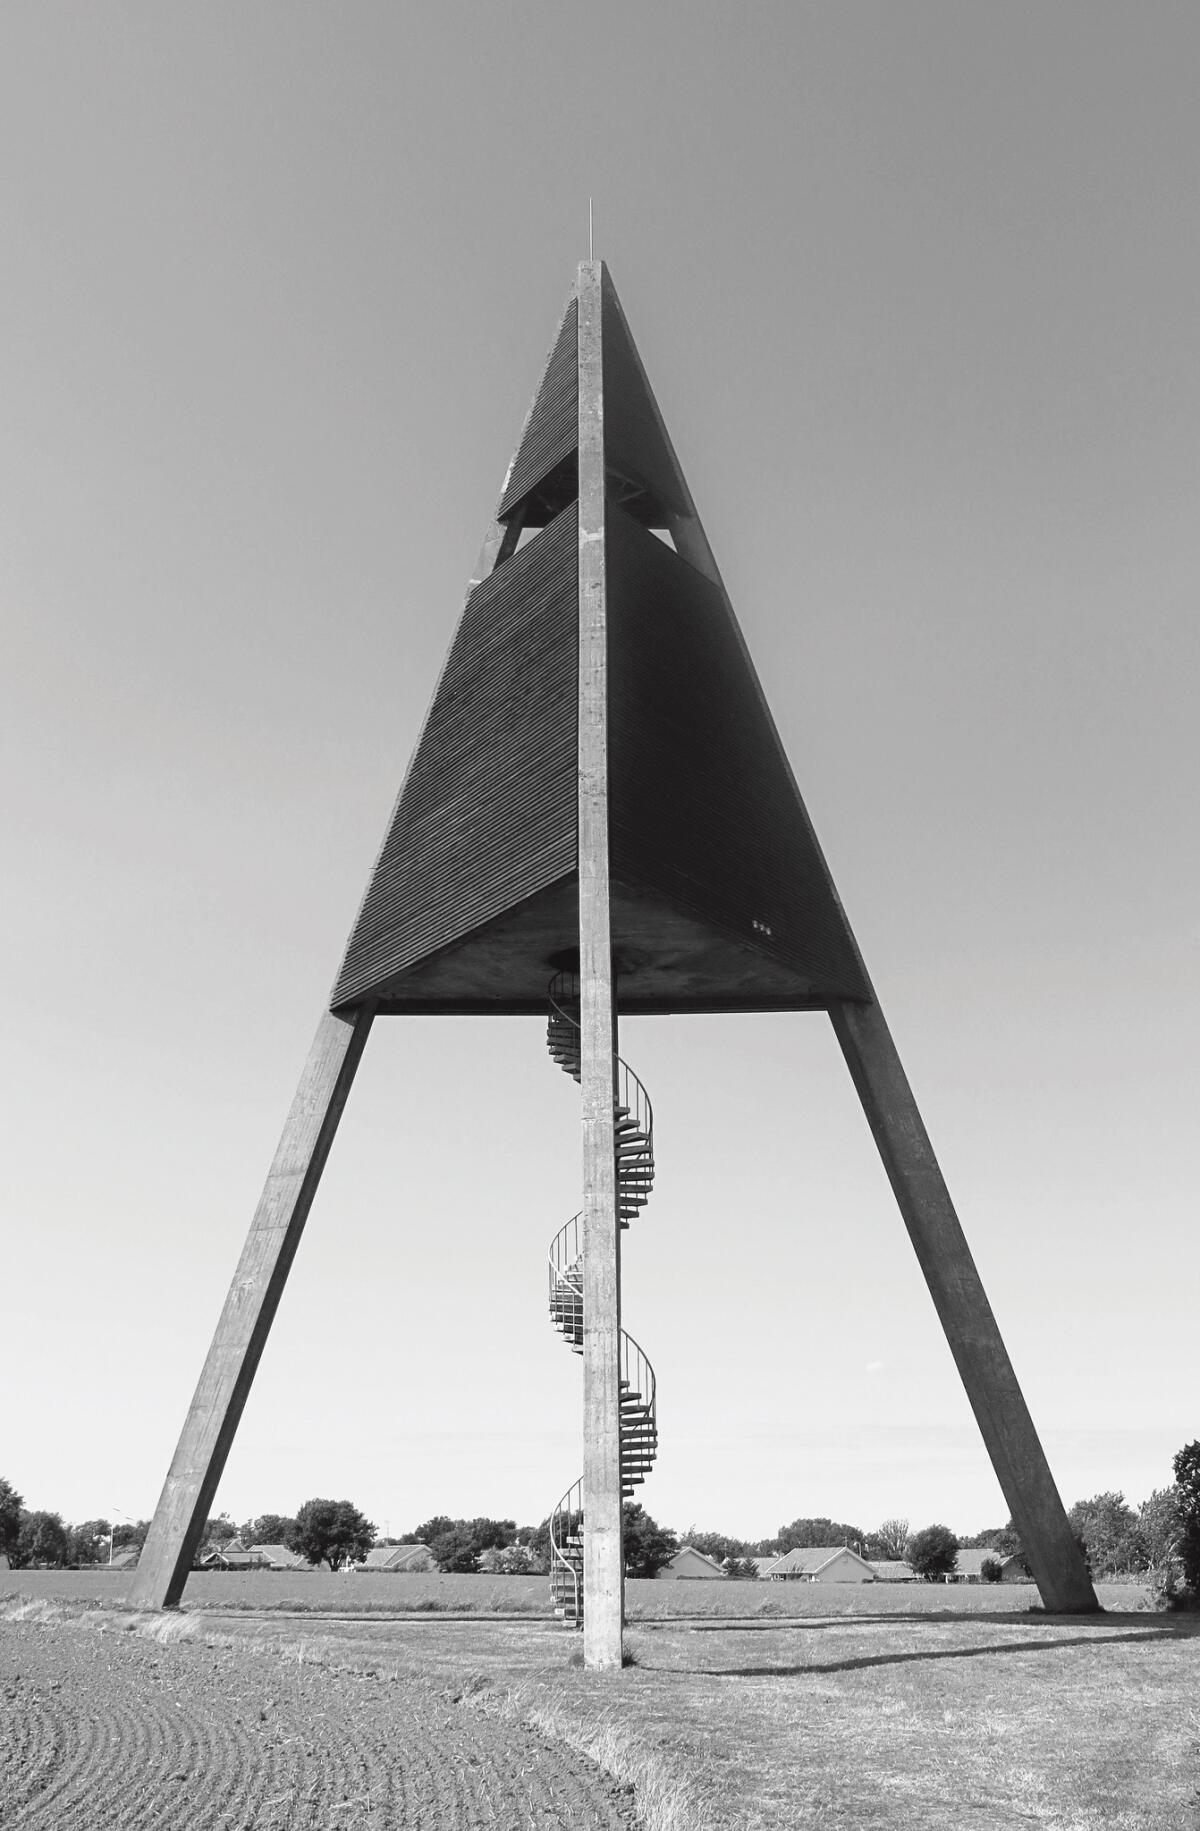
left=129, top=1003, right=375, bottom=1609
left=829, top=996, right=1097, bottom=1613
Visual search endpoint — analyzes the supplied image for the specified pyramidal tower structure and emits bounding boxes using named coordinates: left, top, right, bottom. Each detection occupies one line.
left=130, top=263, right=1097, bottom=1666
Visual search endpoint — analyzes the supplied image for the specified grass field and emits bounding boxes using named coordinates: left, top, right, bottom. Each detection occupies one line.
left=0, top=1564, right=1155, bottom=1618
left=4, top=1571, right=1196, bottom=1828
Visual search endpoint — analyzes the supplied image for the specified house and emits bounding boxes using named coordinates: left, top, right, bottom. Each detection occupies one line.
left=354, top=1543, right=434, bottom=1573
left=763, top=1545, right=877, bottom=1583
left=998, top=1552, right=1031, bottom=1583
left=199, top=1537, right=271, bottom=1571
left=869, top=1558, right=917, bottom=1582
left=945, top=1548, right=1030, bottom=1584
left=247, top=1543, right=307, bottom=1571
left=656, top=1546, right=727, bottom=1579
left=750, top=1555, right=780, bottom=1579
left=107, top=1548, right=139, bottom=1572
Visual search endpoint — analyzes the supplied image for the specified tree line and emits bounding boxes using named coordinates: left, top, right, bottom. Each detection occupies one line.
left=5, top=1443, right=1199, bottom=1597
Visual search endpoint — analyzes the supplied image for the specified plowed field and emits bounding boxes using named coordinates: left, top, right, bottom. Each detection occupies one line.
left=0, top=1606, right=637, bottom=1830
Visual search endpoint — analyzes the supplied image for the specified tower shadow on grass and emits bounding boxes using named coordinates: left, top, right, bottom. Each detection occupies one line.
left=676, top=1622, right=1199, bottom=1680
left=665, top=1607, right=1191, bottom=1636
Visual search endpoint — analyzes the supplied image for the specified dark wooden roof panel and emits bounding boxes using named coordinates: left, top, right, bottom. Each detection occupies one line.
left=605, top=507, right=869, bottom=1002
left=497, top=299, right=579, bottom=519
left=331, top=508, right=579, bottom=1009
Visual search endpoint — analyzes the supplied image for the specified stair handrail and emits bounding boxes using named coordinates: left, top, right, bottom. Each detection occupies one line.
left=620, top=1329, right=656, bottom=1420
left=548, top=1214, right=584, bottom=1347
left=548, top=972, right=655, bottom=1150
left=549, top=1478, right=583, bottom=1623
left=545, top=971, right=659, bottom=1629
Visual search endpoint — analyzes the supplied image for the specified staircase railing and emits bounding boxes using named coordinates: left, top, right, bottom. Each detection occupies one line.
left=548, top=1214, right=584, bottom=1350
left=549, top=1479, right=583, bottom=1627
left=545, top=972, right=659, bottom=1628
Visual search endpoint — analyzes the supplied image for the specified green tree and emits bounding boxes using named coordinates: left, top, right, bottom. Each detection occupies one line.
left=682, top=1530, right=751, bottom=1565
left=980, top=1555, right=1003, bottom=1583
left=906, top=1524, right=959, bottom=1580
left=112, top=1519, right=150, bottom=1554
left=525, top=1517, right=553, bottom=1569
left=1067, top=1493, right=1145, bottom=1578
left=68, top=1519, right=112, bottom=1566
left=1172, top=1442, right=1200, bottom=1594
left=721, top=1555, right=759, bottom=1579
left=242, top=1514, right=296, bottom=1548
left=0, top=1478, right=24, bottom=1562
left=15, top=1511, right=69, bottom=1569
left=479, top=1543, right=538, bottom=1575
left=776, top=1517, right=865, bottom=1554
left=963, top=1521, right=1021, bottom=1557
left=412, top=1516, right=456, bottom=1546
left=430, top=1525, right=484, bottom=1572
left=200, top=1513, right=238, bottom=1551
left=622, top=1502, right=678, bottom=1578
left=1138, top=1488, right=1182, bottom=1568
left=416, top=1517, right=517, bottom=1572
left=870, top=1518, right=910, bottom=1560
left=289, top=1499, right=375, bottom=1570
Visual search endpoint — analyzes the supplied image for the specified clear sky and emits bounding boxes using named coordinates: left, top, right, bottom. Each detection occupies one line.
left=2, top=3, right=1197, bottom=1548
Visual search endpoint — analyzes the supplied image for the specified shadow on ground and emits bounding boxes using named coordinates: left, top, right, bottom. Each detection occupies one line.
left=674, top=1608, right=1192, bottom=1636
left=634, top=1612, right=1200, bottom=1680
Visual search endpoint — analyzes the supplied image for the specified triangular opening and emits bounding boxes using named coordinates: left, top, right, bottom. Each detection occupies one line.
left=501, top=450, right=579, bottom=532
left=605, top=462, right=674, bottom=532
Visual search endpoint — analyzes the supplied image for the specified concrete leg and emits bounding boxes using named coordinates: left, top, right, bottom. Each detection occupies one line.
left=829, top=997, right=1097, bottom=1613
left=129, top=1004, right=374, bottom=1609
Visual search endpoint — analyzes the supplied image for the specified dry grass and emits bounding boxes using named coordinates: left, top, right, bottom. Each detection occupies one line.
left=177, top=1590, right=1200, bottom=1830
left=2, top=1563, right=1157, bottom=1619
left=5, top=1575, right=1197, bottom=1828
left=515, top=1694, right=704, bottom=1831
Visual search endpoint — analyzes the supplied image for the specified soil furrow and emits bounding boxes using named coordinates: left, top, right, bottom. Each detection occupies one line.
left=1, top=1614, right=638, bottom=1830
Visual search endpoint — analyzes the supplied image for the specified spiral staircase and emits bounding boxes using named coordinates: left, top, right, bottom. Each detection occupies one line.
left=545, top=972, right=658, bottom=1629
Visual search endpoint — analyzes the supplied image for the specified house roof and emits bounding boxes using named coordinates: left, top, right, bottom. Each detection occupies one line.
left=357, top=1543, right=432, bottom=1571
left=665, top=1545, right=725, bottom=1575
left=764, top=1545, right=875, bottom=1577
left=249, top=1543, right=307, bottom=1569
left=869, top=1559, right=916, bottom=1581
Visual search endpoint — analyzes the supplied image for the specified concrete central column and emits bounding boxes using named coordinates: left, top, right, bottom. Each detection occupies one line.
left=576, top=259, right=624, bottom=1670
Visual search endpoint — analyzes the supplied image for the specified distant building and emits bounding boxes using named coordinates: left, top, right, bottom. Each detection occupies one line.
left=354, top=1543, right=434, bottom=1573
left=656, top=1546, right=727, bottom=1580
left=945, top=1549, right=1030, bottom=1584
left=868, top=1558, right=917, bottom=1582
left=247, top=1543, right=307, bottom=1571
left=761, top=1545, right=876, bottom=1583
left=199, top=1540, right=270, bottom=1570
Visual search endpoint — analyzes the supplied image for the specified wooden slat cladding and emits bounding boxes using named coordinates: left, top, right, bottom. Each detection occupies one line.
left=497, top=300, right=579, bottom=519
left=606, top=508, right=869, bottom=1001
left=600, top=274, right=688, bottom=519
left=331, top=508, right=579, bottom=1008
